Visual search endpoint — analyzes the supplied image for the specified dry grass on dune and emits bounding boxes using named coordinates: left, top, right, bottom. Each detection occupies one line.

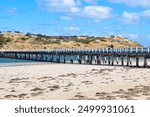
left=1, top=32, right=142, bottom=49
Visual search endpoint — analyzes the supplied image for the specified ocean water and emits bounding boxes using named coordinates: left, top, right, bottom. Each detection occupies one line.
left=0, top=55, right=76, bottom=67
left=0, top=58, right=37, bottom=63
left=0, top=58, right=38, bottom=67
left=0, top=55, right=148, bottom=67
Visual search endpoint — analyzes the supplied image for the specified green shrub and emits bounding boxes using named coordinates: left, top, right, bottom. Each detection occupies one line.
left=110, top=35, right=115, bottom=38
left=53, top=40, right=61, bottom=44
left=35, top=37, right=43, bottom=41
left=43, top=40, right=51, bottom=44
left=20, top=37, right=29, bottom=41
left=100, top=39, right=107, bottom=42
left=15, top=31, right=20, bottom=33
left=94, top=37, right=107, bottom=42
left=33, top=37, right=54, bottom=44
left=25, top=32, right=32, bottom=38
left=5, top=37, right=12, bottom=42
left=36, top=34, right=51, bottom=39
left=75, top=38, right=95, bottom=44
left=0, top=34, right=11, bottom=47
left=33, top=37, right=44, bottom=44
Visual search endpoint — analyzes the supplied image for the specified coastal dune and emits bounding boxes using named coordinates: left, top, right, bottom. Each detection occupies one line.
left=0, top=63, right=150, bottom=100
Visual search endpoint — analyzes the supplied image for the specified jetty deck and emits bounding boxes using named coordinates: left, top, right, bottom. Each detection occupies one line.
left=0, top=47, right=150, bottom=67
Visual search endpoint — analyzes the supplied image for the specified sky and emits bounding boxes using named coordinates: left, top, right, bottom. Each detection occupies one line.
left=0, top=0, right=150, bottom=46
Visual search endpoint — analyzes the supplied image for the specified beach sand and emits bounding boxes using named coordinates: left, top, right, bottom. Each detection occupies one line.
left=0, top=63, right=150, bottom=100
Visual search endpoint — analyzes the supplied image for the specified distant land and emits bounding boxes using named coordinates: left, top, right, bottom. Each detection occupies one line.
left=0, top=31, right=142, bottom=49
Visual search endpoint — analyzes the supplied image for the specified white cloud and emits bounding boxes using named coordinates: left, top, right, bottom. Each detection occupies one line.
left=5, top=7, right=17, bottom=13
left=121, top=11, right=140, bottom=24
left=36, top=0, right=113, bottom=20
left=141, top=10, right=150, bottom=17
left=82, top=6, right=112, bottom=19
left=127, top=33, right=139, bottom=39
left=109, top=0, right=150, bottom=8
left=36, top=0, right=81, bottom=13
left=64, top=26, right=80, bottom=31
left=120, top=10, right=150, bottom=24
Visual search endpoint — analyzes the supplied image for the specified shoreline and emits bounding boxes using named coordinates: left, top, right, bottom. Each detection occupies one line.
left=0, top=61, right=49, bottom=67
left=1, top=56, right=150, bottom=66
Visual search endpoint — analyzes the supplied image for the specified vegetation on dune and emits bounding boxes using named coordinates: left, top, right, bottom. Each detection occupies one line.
left=110, top=35, right=115, bottom=38
left=53, top=40, right=61, bottom=44
left=74, top=38, right=95, bottom=44
left=94, top=37, right=107, bottom=42
left=33, top=36, right=61, bottom=45
left=0, top=34, right=11, bottom=47
left=20, top=37, right=29, bottom=41
left=25, top=32, right=32, bottom=38
left=36, top=34, right=51, bottom=39
left=0, top=31, right=143, bottom=49
left=0, top=34, right=5, bottom=47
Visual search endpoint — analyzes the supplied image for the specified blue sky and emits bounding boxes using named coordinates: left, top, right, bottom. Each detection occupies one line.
left=0, top=0, right=150, bottom=46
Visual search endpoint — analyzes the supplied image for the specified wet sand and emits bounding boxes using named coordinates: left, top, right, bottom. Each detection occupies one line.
left=0, top=63, right=150, bottom=100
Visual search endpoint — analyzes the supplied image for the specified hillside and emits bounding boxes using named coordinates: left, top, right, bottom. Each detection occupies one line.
left=0, top=31, right=142, bottom=49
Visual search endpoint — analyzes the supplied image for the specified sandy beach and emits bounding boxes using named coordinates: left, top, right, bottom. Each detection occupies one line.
left=0, top=63, right=150, bottom=100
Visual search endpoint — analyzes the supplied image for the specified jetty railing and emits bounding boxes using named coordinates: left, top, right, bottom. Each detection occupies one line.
left=0, top=47, right=150, bottom=67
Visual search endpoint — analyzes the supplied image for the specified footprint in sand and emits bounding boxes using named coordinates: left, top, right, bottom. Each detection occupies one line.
left=104, top=95, right=116, bottom=100
left=18, top=93, right=28, bottom=98
left=62, top=83, right=74, bottom=92
left=40, top=80, right=47, bottom=83
left=81, top=81, right=93, bottom=85
left=0, top=88, right=4, bottom=90
left=31, top=92, right=44, bottom=97
left=48, top=85, right=60, bottom=91
left=96, top=93, right=116, bottom=100
left=9, top=78, right=30, bottom=83
left=38, top=76, right=54, bottom=80
left=112, top=89, right=125, bottom=94
left=30, top=88, right=45, bottom=97
left=31, top=87, right=44, bottom=92
left=142, top=93, right=150, bottom=96
left=63, top=88, right=72, bottom=92
left=4, top=95, right=18, bottom=98
left=96, top=92, right=109, bottom=97
left=66, top=83, right=74, bottom=87
left=105, top=78, right=111, bottom=80
left=10, top=90, right=16, bottom=92
left=58, top=73, right=77, bottom=78
left=100, top=82, right=109, bottom=84
left=73, top=94, right=87, bottom=100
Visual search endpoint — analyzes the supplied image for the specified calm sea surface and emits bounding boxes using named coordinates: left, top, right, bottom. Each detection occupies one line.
left=0, top=55, right=73, bottom=67
left=0, top=56, right=147, bottom=67
left=0, top=58, right=38, bottom=67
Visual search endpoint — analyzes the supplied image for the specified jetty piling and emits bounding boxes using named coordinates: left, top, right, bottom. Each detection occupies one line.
left=0, top=47, right=150, bottom=67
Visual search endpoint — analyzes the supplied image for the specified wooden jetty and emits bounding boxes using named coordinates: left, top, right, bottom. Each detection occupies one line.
left=0, top=47, right=150, bottom=67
